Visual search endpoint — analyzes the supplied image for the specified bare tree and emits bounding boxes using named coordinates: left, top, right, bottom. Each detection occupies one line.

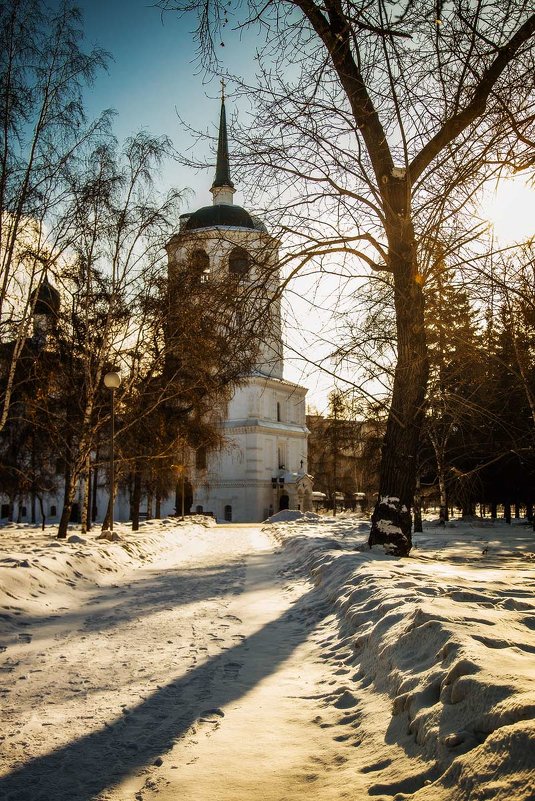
left=49, top=133, right=183, bottom=538
left=160, top=0, right=534, bottom=554
left=0, top=0, right=111, bottom=432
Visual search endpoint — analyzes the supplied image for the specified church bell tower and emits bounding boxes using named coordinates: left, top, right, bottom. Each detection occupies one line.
left=166, top=93, right=312, bottom=522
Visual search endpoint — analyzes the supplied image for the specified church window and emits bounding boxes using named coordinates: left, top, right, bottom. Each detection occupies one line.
left=189, top=249, right=210, bottom=281
left=50, top=504, right=57, bottom=516
left=228, top=247, right=249, bottom=278
left=196, top=447, right=207, bottom=470
left=224, top=504, right=232, bottom=522
left=277, top=401, right=281, bottom=422
left=196, top=505, right=204, bottom=514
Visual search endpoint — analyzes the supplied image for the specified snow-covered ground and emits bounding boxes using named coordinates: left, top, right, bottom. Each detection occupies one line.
left=0, top=514, right=534, bottom=800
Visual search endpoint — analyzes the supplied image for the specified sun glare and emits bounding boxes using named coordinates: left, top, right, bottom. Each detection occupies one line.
left=482, top=174, right=535, bottom=246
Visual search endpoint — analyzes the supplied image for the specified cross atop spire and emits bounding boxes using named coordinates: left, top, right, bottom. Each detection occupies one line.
left=211, top=91, right=235, bottom=205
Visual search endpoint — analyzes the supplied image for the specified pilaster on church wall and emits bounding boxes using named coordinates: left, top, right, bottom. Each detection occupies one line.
left=227, top=385, right=250, bottom=419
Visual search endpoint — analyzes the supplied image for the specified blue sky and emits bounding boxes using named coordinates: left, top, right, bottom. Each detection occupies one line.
left=78, top=0, right=254, bottom=208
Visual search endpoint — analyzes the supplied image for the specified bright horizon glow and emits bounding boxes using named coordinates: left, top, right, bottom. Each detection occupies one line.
left=481, top=174, right=535, bottom=246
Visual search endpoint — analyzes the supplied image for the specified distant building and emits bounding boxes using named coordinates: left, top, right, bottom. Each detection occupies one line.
left=306, top=413, right=383, bottom=511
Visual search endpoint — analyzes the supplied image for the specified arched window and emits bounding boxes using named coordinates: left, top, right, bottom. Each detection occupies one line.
left=228, top=247, right=249, bottom=278
left=224, top=504, right=232, bottom=522
left=196, top=447, right=207, bottom=470
left=189, top=249, right=210, bottom=281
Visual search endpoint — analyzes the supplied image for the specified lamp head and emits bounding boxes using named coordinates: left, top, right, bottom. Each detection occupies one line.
left=104, top=371, right=121, bottom=390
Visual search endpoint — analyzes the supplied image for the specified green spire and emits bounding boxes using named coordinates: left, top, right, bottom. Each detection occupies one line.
left=212, top=92, right=234, bottom=190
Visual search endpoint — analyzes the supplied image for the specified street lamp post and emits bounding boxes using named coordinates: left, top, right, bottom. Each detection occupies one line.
left=104, top=371, right=121, bottom=532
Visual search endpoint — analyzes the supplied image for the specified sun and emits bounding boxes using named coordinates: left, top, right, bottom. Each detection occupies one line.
left=481, top=173, right=535, bottom=246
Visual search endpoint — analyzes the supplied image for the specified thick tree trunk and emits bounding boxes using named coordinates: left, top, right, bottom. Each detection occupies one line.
left=101, top=496, right=111, bottom=532
left=369, top=221, right=429, bottom=556
left=155, top=494, right=161, bottom=519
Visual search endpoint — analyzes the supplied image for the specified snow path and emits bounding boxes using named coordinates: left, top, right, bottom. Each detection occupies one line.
left=0, top=524, right=374, bottom=801
left=3, top=517, right=534, bottom=799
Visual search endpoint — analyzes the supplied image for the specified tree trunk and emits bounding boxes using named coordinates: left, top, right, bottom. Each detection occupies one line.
left=174, top=482, right=180, bottom=517
left=91, top=464, right=98, bottom=522
left=462, top=500, right=475, bottom=517
left=155, top=493, right=161, bottom=519
left=80, top=473, right=87, bottom=535
left=86, top=463, right=92, bottom=531
left=101, top=470, right=119, bottom=534
left=369, top=222, right=428, bottom=556
left=37, top=495, right=46, bottom=531
left=57, top=463, right=74, bottom=539
left=437, top=453, right=448, bottom=524
left=101, top=496, right=111, bottom=532
left=526, top=503, right=533, bottom=522
left=131, top=465, right=142, bottom=532
left=504, top=502, right=511, bottom=525
left=491, top=501, right=498, bottom=519
left=413, top=474, right=423, bottom=533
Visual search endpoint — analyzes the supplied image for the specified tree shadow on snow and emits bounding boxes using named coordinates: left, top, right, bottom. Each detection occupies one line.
left=0, top=552, right=278, bottom=643
left=0, top=578, right=329, bottom=800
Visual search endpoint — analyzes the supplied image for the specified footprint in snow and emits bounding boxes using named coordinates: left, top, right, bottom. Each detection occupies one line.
left=197, top=708, right=225, bottom=730
left=223, top=661, right=242, bottom=679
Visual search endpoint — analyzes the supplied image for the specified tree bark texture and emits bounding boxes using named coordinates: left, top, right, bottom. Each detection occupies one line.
left=369, top=215, right=429, bottom=555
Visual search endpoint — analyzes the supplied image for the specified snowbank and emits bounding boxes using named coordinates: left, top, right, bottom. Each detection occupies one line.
left=264, top=509, right=321, bottom=523
left=0, top=518, right=210, bottom=642
left=1, top=514, right=534, bottom=799
left=272, top=516, right=535, bottom=800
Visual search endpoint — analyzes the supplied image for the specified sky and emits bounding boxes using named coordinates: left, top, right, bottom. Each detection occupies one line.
left=78, top=0, right=230, bottom=199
